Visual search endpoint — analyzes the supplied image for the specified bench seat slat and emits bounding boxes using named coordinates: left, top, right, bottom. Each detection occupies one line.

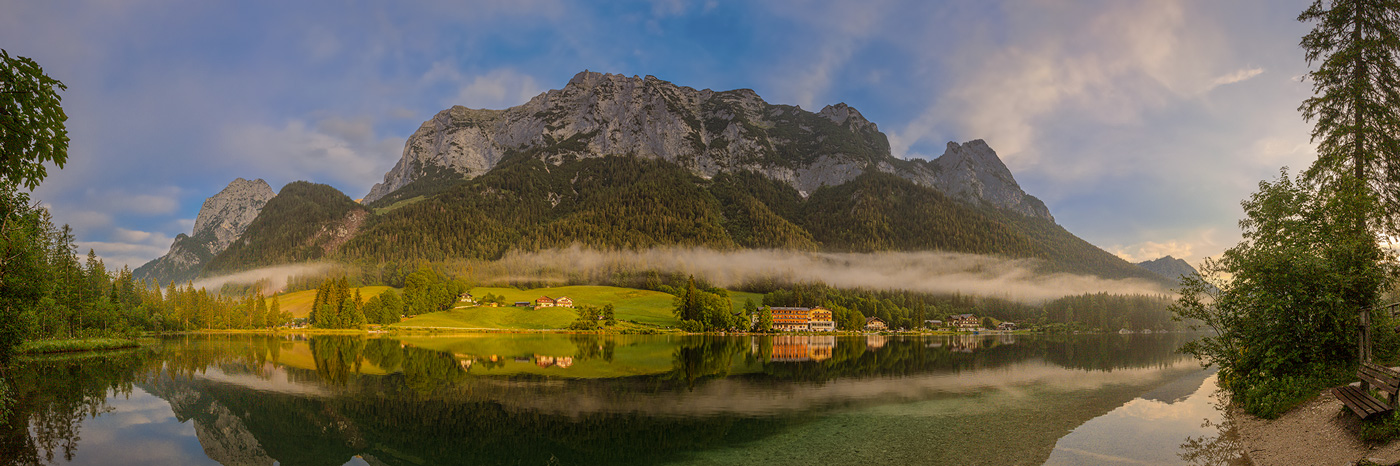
left=1335, top=385, right=1391, bottom=419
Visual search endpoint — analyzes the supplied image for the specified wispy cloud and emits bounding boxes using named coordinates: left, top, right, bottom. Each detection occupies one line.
left=1210, top=67, right=1265, bottom=89
left=222, top=117, right=403, bottom=194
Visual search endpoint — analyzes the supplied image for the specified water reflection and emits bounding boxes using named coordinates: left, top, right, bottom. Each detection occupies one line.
left=0, top=333, right=1233, bottom=466
left=1044, top=369, right=1251, bottom=466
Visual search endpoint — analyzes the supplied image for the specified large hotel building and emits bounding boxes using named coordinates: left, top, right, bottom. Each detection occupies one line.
left=770, top=306, right=836, bottom=332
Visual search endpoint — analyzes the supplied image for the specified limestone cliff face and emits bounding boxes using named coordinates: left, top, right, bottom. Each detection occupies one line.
left=886, top=140, right=1053, bottom=221
left=133, top=178, right=275, bottom=283
left=193, top=178, right=276, bottom=255
left=363, top=71, right=1053, bottom=222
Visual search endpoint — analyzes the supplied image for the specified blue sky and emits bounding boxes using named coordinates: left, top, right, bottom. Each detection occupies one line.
left=2, top=0, right=1318, bottom=271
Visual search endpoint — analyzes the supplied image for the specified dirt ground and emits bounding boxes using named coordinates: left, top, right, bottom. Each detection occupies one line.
left=1233, top=390, right=1400, bottom=466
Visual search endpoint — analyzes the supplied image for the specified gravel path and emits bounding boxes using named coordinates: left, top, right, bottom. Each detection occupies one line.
left=1233, top=390, right=1400, bottom=466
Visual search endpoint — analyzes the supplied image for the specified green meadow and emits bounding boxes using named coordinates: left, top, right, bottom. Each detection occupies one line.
left=392, top=285, right=763, bottom=330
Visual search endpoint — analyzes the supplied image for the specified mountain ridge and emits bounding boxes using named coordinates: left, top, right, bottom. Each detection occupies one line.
left=1135, top=256, right=1200, bottom=287
left=133, top=71, right=1162, bottom=287
left=362, top=71, right=1051, bottom=221
left=133, top=178, right=274, bottom=283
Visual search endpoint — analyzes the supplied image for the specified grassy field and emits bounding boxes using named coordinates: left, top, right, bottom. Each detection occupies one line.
left=393, top=285, right=760, bottom=330
left=18, top=338, right=140, bottom=354
left=275, top=285, right=395, bottom=318
left=393, top=334, right=683, bottom=378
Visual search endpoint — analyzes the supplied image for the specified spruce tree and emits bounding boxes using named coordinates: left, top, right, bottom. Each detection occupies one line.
left=1298, top=0, right=1400, bottom=319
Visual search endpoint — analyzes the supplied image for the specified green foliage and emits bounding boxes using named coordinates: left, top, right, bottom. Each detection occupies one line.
left=1173, top=171, right=1393, bottom=418
left=569, top=305, right=602, bottom=330
left=401, top=265, right=460, bottom=317
left=205, top=181, right=367, bottom=274
left=1042, top=293, right=1177, bottom=331
left=1299, top=0, right=1400, bottom=234
left=16, top=338, right=138, bottom=354
left=757, top=306, right=774, bottom=332
left=311, top=277, right=365, bottom=329
left=671, top=277, right=741, bottom=331
left=1361, top=409, right=1400, bottom=443
left=0, top=49, right=68, bottom=190
left=603, top=303, right=617, bottom=326
left=338, top=155, right=1162, bottom=284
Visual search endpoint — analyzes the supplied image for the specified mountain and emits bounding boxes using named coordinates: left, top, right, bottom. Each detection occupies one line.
left=139, top=71, right=1163, bottom=286
left=362, top=71, right=1050, bottom=221
left=133, top=178, right=274, bottom=284
left=1135, top=256, right=1199, bottom=286
left=202, top=181, right=368, bottom=275
left=338, top=154, right=1160, bottom=281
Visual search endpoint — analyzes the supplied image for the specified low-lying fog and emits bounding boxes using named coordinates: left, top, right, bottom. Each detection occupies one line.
left=192, top=247, right=1168, bottom=303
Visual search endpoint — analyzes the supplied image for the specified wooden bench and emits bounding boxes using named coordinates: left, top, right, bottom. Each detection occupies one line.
left=1335, top=362, right=1400, bottom=420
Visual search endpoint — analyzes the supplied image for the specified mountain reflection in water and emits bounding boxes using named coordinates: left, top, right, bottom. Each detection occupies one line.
left=0, top=333, right=1245, bottom=466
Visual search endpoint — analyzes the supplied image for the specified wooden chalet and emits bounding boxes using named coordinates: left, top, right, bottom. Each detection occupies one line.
left=865, top=316, right=888, bottom=331
left=554, top=296, right=574, bottom=308
left=950, top=314, right=979, bottom=330
left=535, top=296, right=556, bottom=307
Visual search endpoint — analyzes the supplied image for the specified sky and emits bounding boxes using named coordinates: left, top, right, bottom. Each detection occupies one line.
left=1, top=0, right=1320, bottom=271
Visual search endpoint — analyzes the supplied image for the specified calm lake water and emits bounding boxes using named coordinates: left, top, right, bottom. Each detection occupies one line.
left=0, top=333, right=1248, bottom=466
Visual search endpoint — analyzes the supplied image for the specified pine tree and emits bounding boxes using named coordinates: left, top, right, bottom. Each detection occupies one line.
left=269, top=295, right=283, bottom=327
left=254, top=294, right=268, bottom=328
left=1298, top=0, right=1400, bottom=321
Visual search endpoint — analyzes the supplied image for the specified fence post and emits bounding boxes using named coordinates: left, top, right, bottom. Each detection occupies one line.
left=1362, top=307, right=1373, bottom=363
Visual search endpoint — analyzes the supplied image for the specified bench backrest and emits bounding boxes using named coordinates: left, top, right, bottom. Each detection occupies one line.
left=1361, top=362, right=1400, bottom=399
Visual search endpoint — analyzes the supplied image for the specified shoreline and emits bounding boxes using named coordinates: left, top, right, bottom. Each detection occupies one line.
left=1230, top=389, right=1400, bottom=465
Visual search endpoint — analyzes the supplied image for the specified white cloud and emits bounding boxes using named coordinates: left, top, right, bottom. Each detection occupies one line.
left=762, top=0, right=886, bottom=109
left=1110, top=240, right=1196, bottom=264
left=424, top=67, right=544, bottom=110
left=1210, top=67, right=1265, bottom=89
left=72, top=227, right=176, bottom=270
left=222, top=117, right=404, bottom=193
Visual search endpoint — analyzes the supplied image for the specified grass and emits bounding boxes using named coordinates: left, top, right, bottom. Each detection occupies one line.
left=274, top=285, right=396, bottom=318
left=17, top=338, right=140, bottom=354
left=393, top=333, right=682, bottom=378
left=373, top=195, right=427, bottom=215
left=392, top=285, right=760, bottom=331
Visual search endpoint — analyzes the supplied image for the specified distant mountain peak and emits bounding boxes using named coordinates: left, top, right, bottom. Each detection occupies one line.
left=133, top=177, right=275, bottom=284
left=1135, top=256, right=1200, bottom=287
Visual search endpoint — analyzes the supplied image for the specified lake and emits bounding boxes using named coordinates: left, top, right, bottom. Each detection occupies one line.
left=0, top=333, right=1248, bottom=466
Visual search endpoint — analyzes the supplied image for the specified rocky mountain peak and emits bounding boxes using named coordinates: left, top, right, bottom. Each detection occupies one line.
left=133, top=178, right=275, bottom=284
left=914, top=140, right=1052, bottom=220
left=360, top=71, right=1054, bottom=222
left=193, top=178, right=276, bottom=255
left=818, top=103, right=877, bottom=132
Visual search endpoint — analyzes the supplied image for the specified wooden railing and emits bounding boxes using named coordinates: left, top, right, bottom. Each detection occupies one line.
left=1361, top=302, right=1400, bottom=363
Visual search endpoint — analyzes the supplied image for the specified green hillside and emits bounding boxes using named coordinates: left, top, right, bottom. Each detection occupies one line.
left=183, top=156, right=1163, bottom=286
left=336, top=155, right=1165, bottom=282
left=204, top=181, right=368, bottom=275
left=274, top=285, right=395, bottom=318
left=396, top=285, right=686, bottom=329
left=393, top=285, right=760, bottom=330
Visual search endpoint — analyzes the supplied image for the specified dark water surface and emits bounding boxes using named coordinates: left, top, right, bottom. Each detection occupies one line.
left=0, top=333, right=1248, bottom=466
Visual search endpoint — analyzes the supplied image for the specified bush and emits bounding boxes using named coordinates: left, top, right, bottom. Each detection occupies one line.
left=1173, top=171, right=1395, bottom=418
left=568, top=320, right=599, bottom=331
left=677, top=320, right=705, bottom=333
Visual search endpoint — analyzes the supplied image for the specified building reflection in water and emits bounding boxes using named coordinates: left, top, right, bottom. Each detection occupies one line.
left=767, top=336, right=837, bottom=362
